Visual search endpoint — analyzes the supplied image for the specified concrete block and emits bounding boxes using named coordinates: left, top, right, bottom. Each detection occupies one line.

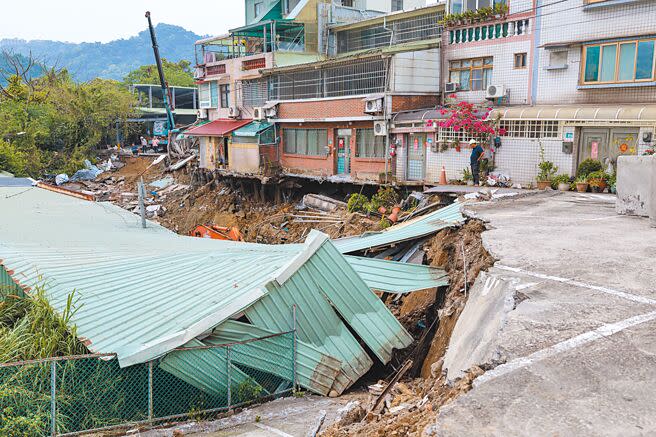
left=616, top=155, right=654, bottom=217
left=442, top=272, right=517, bottom=383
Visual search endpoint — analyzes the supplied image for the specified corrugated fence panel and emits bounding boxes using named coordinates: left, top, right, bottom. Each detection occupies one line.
left=345, top=255, right=449, bottom=293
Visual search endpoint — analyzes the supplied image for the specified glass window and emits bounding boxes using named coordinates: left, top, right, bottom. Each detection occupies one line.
left=283, top=129, right=326, bottom=156
left=284, top=129, right=296, bottom=154
left=583, top=39, right=655, bottom=84
left=459, top=70, right=471, bottom=90
left=636, top=41, right=655, bottom=80
left=219, top=84, right=230, bottom=108
left=600, top=45, right=617, bottom=82
left=514, top=53, right=527, bottom=69
left=584, top=45, right=600, bottom=82
left=471, top=69, right=484, bottom=91
left=356, top=129, right=385, bottom=158
left=448, top=57, right=493, bottom=91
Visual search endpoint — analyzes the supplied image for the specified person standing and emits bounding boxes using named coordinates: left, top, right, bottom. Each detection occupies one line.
left=140, top=136, right=147, bottom=153
left=152, top=136, right=160, bottom=151
left=469, top=139, right=484, bottom=186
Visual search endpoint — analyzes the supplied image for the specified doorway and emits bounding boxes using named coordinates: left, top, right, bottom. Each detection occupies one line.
left=406, top=133, right=426, bottom=181
left=579, top=128, right=639, bottom=169
left=336, top=129, right=351, bottom=175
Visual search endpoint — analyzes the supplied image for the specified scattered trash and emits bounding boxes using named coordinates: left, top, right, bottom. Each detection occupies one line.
left=149, top=176, right=175, bottom=190
left=302, top=193, right=347, bottom=212
left=70, top=160, right=104, bottom=182
left=55, top=174, right=69, bottom=186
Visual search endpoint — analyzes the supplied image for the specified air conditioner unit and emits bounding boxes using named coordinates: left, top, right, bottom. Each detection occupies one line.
left=445, top=82, right=460, bottom=93
left=264, top=105, right=278, bottom=118
left=228, top=106, right=241, bottom=118
left=374, top=121, right=387, bottom=136
left=253, top=107, right=265, bottom=121
left=196, top=109, right=208, bottom=119
left=486, top=84, right=506, bottom=100
left=365, top=98, right=384, bottom=114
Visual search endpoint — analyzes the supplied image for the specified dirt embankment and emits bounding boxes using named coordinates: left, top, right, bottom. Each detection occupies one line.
left=321, top=221, right=494, bottom=437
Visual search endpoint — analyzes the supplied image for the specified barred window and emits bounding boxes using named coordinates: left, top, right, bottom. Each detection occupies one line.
left=242, top=79, right=269, bottom=107
left=438, top=127, right=469, bottom=143
left=498, top=120, right=561, bottom=138
left=356, top=129, right=385, bottom=158
left=283, top=129, right=327, bottom=156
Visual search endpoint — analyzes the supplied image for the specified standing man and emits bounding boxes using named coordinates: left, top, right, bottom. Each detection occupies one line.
left=140, top=136, right=148, bottom=153
left=469, top=139, right=484, bottom=186
left=152, top=136, right=160, bottom=152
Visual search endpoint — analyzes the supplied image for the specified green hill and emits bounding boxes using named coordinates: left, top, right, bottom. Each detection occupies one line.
left=0, top=24, right=203, bottom=83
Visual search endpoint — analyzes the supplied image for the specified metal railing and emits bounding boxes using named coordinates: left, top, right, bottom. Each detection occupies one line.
left=0, top=331, right=295, bottom=436
left=448, top=18, right=531, bottom=44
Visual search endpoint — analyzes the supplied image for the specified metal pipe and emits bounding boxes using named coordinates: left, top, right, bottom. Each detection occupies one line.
left=226, top=346, right=232, bottom=409
left=50, top=361, right=56, bottom=437
left=148, top=361, right=154, bottom=421
left=138, top=177, right=147, bottom=229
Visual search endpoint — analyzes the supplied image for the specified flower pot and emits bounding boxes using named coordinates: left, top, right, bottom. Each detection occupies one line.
left=537, top=180, right=551, bottom=190
left=391, top=206, right=401, bottom=215
left=557, top=182, right=570, bottom=191
left=576, top=183, right=589, bottom=193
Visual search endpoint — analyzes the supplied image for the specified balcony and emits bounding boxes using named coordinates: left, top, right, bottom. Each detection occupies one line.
left=448, top=18, right=531, bottom=44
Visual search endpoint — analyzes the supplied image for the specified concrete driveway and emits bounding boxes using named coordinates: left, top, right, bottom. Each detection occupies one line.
left=435, top=192, right=656, bottom=437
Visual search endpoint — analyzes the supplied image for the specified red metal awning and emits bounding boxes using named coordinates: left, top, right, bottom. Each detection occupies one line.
left=184, top=119, right=252, bottom=137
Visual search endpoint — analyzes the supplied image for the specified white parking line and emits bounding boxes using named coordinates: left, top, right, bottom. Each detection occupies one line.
left=254, top=422, right=295, bottom=437
left=475, top=310, right=656, bottom=387
left=496, top=265, right=656, bottom=306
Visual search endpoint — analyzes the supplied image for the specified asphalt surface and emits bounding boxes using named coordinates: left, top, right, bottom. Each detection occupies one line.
left=435, top=192, right=656, bottom=437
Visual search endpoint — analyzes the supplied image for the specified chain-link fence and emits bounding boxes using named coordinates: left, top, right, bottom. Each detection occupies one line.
left=0, top=331, right=295, bottom=436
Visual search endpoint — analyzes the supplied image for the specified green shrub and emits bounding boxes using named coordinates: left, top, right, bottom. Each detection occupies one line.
left=347, top=193, right=369, bottom=213
left=577, top=159, right=603, bottom=178
left=369, top=187, right=399, bottom=212
left=551, top=174, right=571, bottom=189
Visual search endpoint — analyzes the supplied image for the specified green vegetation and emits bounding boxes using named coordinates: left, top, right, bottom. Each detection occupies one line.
left=537, top=146, right=558, bottom=182
left=551, top=174, right=571, bottom=189
left=576, top=159, right=603, bottom=178
left=123, top=59, right=195, bottom=87
left=347, top=187, right=400, bottom=214
left=0, top=52, right=136, bottom=177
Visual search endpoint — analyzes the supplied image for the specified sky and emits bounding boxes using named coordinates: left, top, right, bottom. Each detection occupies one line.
left=0, top=0, right=246, bottom=43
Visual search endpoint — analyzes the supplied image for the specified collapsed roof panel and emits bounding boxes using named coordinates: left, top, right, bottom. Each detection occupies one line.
left=345, top=255, right=449, bottom=293
left=333, top=202, right=465, bottom=254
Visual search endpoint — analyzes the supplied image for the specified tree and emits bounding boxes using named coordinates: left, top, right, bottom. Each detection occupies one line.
left=123, top=59, right=195, bottom=87
left=437, top=96, right=506, bottom=144
left=0, top=52, right=136, bottom=177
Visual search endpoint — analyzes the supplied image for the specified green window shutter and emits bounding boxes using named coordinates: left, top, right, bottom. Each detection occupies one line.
left=584, top=46, right=600, bottom=82
left=636, top=41, right=655, bottom=80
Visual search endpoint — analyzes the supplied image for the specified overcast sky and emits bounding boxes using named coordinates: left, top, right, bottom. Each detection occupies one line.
left=0, top=0, right=245, bottom=43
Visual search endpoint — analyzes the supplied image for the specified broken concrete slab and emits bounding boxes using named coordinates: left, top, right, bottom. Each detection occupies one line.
left=616, top=155, right=653, bottom=217
left=442, top=271, right=517, bottom=383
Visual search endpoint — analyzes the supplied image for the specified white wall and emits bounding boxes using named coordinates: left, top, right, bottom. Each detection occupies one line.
left=367, top=0, right=428, bottom=12
left=392, top=48, right=441, bottom=93
left=535, top=0, right=656, bottom=105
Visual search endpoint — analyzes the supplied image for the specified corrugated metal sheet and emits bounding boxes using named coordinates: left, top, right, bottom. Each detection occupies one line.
left=158, top=338, right=259, bottom=398
left=491, top=104, right=656, bottom=121
left=333, top=202, right=465, bottom=254
left=208, top=320, right=341, bottom=396
left=345, top=256, right=448, bottom=293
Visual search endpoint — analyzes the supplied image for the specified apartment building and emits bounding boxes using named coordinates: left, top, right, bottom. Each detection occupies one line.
left=408, top=0, right=656, bottom=185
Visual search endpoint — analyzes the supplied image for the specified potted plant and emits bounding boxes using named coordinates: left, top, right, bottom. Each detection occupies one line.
left=493, top=2, right=509, bottom=19
left=551, top=174, right=571, bottom=191
left=462, top=167, right=474, bottom=186
left=575, top=175, right=589, bottom=193
left=536, top=146, right=558, bottom=190
left=587, top=170, right=609, bottom=193
left=609, top=172, right=617, bottom=194
left=576, top=159, right=603, bottom=179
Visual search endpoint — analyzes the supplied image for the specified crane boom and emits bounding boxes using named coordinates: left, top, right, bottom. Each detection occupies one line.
left=145, top=11, right=176, bottom=135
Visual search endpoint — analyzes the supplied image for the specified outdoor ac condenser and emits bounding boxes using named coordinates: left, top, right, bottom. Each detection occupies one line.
left=228, top=106, right=241, bottom=118
left=253, top=107, right=265, bottom=121
left=196, top=109, right=207, bottom=119
left=364, top=98, right=383, bottom=114
left=374, top=121, right=387, bottom=136
left=486, top=84, right=506, bottom=99
left=445, top=82, right=460, bottom=93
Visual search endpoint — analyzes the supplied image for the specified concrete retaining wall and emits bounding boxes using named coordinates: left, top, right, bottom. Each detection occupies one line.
left=616, top=156, right=654, bottom=219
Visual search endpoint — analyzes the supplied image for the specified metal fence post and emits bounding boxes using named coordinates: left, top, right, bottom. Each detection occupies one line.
left=226, top=346, right=231, bottom=409
left=148, top=361, right=154, bottom=422
left=292, top=304, right=297, bottom=391
left=50, top=361, right=56, bottom=437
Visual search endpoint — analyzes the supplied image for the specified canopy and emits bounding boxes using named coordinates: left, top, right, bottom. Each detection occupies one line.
left=490, top=105, right=656, bottom=121
left=184, top=119, right=252, bottom=137
left=233, top=121, right=273, bottom=137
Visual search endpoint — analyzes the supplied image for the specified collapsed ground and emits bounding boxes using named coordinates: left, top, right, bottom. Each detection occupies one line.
left=59, top=156, right=495, bottom=436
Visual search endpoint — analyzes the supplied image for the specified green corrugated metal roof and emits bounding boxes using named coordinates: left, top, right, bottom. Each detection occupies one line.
left=333, top=202, right=465, bottom=254
left=233, top=121, right=273, bottom=137
left=0, top=187, right=413, bottom=397
left=208, top=320, right=341, bottom=396
left=346, top=256, right=449, bottom=293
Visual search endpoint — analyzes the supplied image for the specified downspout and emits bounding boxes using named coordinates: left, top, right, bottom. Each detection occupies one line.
left=530, top=0, right=541, bottom=105
left=384, top=57, right=392, bottom=185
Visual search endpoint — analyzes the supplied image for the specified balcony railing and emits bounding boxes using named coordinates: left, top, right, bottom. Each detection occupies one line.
left=448, top=18, right=530, bottom=44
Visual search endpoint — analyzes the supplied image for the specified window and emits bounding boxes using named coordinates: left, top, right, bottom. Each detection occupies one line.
left=391, top=0, right=403, bottom=12
left=449, top=57, right=493, bottom=91
left=451, top=0, right=504, bottom=13
left=498, top=120, right=561, bottom=139
left=548, top=50, right=568, bottom=69
left=514, top=53, right=527, bottom=69
left=581, top=39, right=656, bottom=84
left=283, top=129, right=327, bottom=156
left=219, top=84, right=230, bottom=108
left=199, top=83, right=211, bottom=109
left=356, top=129, right=385, bottom=158
left=209, top=82, right=218, bottom=108
left=254, top=2, right=263, bottom=18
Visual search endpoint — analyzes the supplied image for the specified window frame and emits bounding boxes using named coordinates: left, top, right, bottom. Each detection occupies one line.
left=283, top=128, right=327, bottom=156
left=219, top=84, right=230, bottom=108
left=514, top=52, right=528, bottom=69
left=355, top=128, right=385, bottom=158
left=580, top=38, right=656, bottom=85
left=449, top=56, right=493, bottom=91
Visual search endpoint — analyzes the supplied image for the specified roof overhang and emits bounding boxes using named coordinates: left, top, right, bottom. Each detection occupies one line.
left=184, top=119, right=252, bottom=137
left=490, top=105, right=656, bottom=122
